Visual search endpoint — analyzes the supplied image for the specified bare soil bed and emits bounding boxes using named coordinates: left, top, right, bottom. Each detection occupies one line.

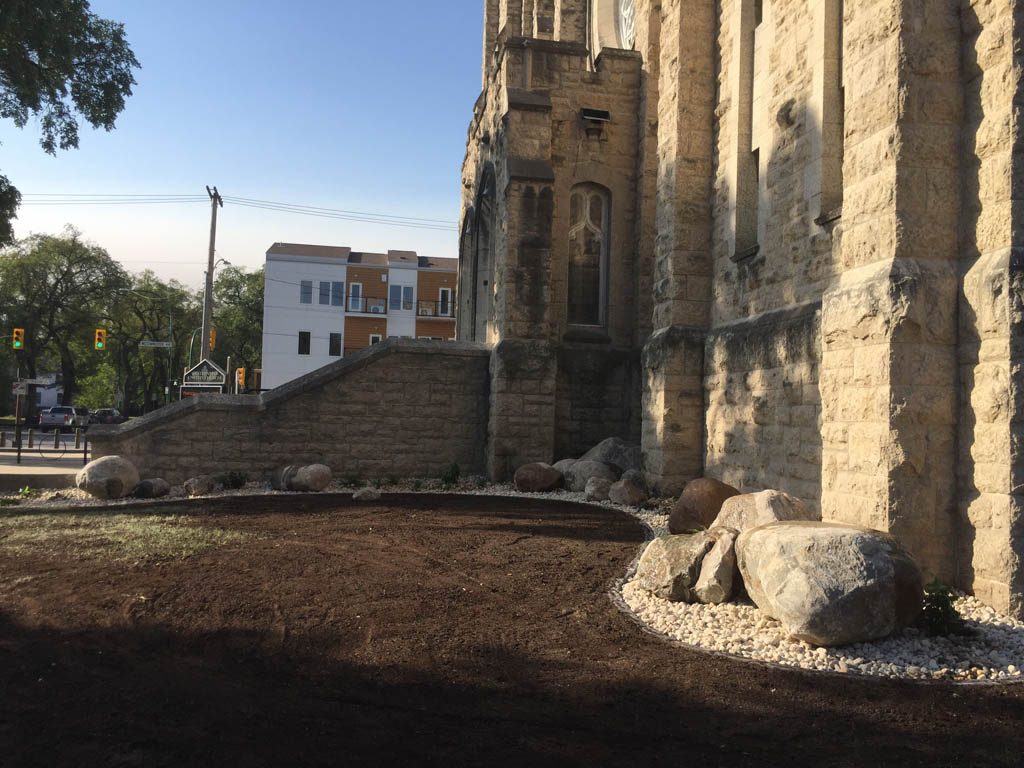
left=1, top=493, right=1022, bottom=767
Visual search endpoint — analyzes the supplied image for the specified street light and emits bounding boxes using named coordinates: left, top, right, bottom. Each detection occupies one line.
left=200, top=258, right=231, bottom=362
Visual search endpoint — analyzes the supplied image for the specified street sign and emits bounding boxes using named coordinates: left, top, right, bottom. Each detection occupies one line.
left=11, top=382, right=26, bottom=396
left=139, top=340, right=173, bottom=349
left=183, top=358, right=226, bottom=386
left=19, top=378, right=50, bottom=386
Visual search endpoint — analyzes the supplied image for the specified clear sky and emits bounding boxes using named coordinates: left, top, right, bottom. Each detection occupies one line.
left=1, top=1, right=484, bottom=287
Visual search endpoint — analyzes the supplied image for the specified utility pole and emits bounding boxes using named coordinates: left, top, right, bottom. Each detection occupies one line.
left=200, top=186, right=223, bottom=361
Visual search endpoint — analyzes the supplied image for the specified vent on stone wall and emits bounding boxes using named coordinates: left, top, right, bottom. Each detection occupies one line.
left=580, top=108, right=611, bottom=139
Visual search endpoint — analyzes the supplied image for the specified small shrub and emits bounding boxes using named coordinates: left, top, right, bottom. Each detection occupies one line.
left=440, top=463, right=460, bottom=487
left=918, top=580, right=968, bottom=637
left=474, top=475, right=489, bottom=489
left=217, top=471, right=248, bottom=490
left=17, top=486, right=38, bottom=499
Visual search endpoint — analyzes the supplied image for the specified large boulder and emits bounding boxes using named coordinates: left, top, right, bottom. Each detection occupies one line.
left=669, top=477, right=741, bottom=533
left=634, top=532, right=716, bottom=602
left=514, top=462, right=564, bottom=493
left=609, top=475, right=648, bottom=507
left=134, top=478, right=171, bottom=500
left=75, top=456, right=140, bottom=500
left=563, top=460, right=619, bottom=492
left=553, top=458, right=577, bottom=475
left=585, top=476, right=613, bottom=501
left=693, top=528, right=739, bottom=604
left=580, top=437, right=642, bottom=473
left=710, top=489, right=817, bottom=533
left=736, top=522, right=924, bottom=646
left=270, top=465, right=299, bottom=491
left=291, top=464, right=332, bottom=492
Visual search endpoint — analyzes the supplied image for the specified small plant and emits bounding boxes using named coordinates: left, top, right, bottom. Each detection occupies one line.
left=0, top=497, right=20, bottom=508
left=373, top=477, right=384, bottom=489
left=440, top=462, right=460, bottom=488
left=387, top=475, right=399, bottom=487
left=217, top=471, right=249, bottom=490
left=474, top=475, right=489, bottom=489
left=918, top=580, right=968, bottom=637
left=17, top=485, right=38, bottom=499
left=411, top=479, right=423, bottom=492
left=345, top=475, right=362, bottom=488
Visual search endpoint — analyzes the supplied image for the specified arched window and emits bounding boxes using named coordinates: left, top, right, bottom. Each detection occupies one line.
left=568, top=183, right=609, bottom=326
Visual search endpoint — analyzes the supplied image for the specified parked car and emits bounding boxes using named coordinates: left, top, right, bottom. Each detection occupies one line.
left=90, top=408, right=126, bottom=425
left=38, top=406, right=79, bottom=433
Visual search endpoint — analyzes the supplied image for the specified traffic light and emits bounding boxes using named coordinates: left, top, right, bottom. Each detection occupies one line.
left=94, top=328, right=107, bottom=350
left=237, top=367, right=246, bottom=389
left=209, top=327, right=217, bottom=352
left=12, top=328, right=24, bottom=350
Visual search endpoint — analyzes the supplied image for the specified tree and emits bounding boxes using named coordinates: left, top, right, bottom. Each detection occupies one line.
left=0, top=0, right=140, bottom=243
left=0, top=227, right=129, bottom=405
left=213, top=266, right=265, bottom=383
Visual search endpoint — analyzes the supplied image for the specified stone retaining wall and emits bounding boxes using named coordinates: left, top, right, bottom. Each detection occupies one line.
left=88, top=340, right=491, bottom=484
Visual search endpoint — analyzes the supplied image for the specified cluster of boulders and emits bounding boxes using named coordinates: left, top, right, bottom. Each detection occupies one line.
left=636, top=478, right=925, bottom=647
left=270, top=464, right=332, bottom=493
left=514, top=437, right=650, bottom=507
left=75, top=455, right=169, bottom=500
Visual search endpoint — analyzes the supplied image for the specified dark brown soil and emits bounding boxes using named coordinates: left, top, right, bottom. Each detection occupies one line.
left=1, top=494, right=1022, bottom=767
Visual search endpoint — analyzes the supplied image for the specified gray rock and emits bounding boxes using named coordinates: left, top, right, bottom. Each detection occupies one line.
left=585, top=476, right=613, bottom=501
left=621, top=469, right=647, bottom=491
left=134, top=478, right=171, bottom=499
left=75, top=456, right=140, bottom=500
left=694, top=528, right=739, bottom=604
left=291, top=464, right=332, bottom=492
left=184, top=475, right=218, bottom=497
left=736, top=521, right=924, bottom=647
left=580, top=437, right=642, bottom=473
left=353, top=487, right=382, bottom=502
left=609, top=476, right=648, bottom=507
left=635, top=532, right=716, bottom=602
left=514, top=462, right=564, bottom=493
left=669, top=477, right=741, bottom=534
left=270, top=465, right=300, bottom=491
left=563, top=460, right=619, bottom=492
left=711, top=489, right=817, bottom=533
left=552, top=458, right=577, bottom=475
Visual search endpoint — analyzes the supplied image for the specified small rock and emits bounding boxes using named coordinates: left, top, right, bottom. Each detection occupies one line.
left=514, top=462, right=564, bottom=493
left=353, top=487, right=382, bottom=502
left=75, top=456, right=140, bottom=500
left=608, top=476, right=648, bottom=507
left=579, top=437, right=641, bottom=473
left=585, top=476, right=613, bottom=501
left=552, top=458, right=577, bottom=475
left=693, top=528, right=739, bottom=605
left=184, top=475, right=219, bottom=497
left=270, top=465, right=299, bottom=491
left=134, top=478, right=171, bottom=499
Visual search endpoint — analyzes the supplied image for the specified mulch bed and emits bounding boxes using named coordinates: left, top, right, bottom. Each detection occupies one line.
left=1, top=493, right=1022, bottom=767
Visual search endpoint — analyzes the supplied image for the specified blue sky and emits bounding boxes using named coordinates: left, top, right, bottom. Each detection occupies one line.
left=1, top=1, right=483, bottom=286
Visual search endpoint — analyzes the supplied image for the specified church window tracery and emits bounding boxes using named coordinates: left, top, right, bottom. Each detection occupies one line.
left=568, top=183, right=609, bottom=326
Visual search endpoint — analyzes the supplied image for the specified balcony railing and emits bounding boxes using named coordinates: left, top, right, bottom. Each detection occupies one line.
left=341, top=297, right=455, bottom=318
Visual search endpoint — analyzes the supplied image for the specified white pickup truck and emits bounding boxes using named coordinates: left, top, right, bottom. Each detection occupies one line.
left=38, top=406, right=89, bottom=433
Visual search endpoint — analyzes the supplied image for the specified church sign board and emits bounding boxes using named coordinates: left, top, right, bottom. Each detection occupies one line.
left=180, top=359, right=226, bottom=398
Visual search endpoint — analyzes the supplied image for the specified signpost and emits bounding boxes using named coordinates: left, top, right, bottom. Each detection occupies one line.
left=180, top=359, right=226, bottom=398
left=139, top=340, right=173, bottom=349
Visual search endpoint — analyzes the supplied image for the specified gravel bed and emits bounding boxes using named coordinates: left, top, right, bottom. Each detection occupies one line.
left=9, top=478, right=1024, bottom=684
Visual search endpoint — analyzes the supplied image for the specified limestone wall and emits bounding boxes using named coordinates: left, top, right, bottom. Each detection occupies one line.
left=704, top=303, right=822, bottom=509
left=89, top=341, right=491, bottom=485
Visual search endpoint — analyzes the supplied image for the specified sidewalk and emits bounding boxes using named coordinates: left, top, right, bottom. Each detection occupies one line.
left=0, top=453, right=84, bottom=493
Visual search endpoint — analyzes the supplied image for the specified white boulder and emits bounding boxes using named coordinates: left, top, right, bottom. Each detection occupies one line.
left=711, top=489, right=817, bottom=533
left=635, top=532, right=716, bottom=602
left=75, top=456, right=140, bottom=500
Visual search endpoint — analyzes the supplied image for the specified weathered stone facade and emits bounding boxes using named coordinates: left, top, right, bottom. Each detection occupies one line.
left=90, top=341, right=490, bottom=484
left=460, top=1, right=1024, bottom=616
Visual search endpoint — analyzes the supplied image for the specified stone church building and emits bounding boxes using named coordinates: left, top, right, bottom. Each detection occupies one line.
left=457, top=1, right=1023, bottom=616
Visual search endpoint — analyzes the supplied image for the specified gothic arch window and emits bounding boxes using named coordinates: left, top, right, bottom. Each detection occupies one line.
left=568, top=183, right=609, bottom=327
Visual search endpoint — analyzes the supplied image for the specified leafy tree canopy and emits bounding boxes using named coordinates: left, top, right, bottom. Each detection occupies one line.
left=0, top=0, right=140, bottom=243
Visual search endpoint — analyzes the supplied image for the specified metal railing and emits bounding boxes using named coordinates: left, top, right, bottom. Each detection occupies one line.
left=347, top=296, right=387, bottom=315
left=415, top=300, right=455, bottom=319
left=0, top=426, right=90, bottom=465
left=342, top=297, right=456, bottom=319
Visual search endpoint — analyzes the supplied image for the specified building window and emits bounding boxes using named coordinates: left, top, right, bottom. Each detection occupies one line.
left=439, top=287, right=453, bottom=317
left=389, top=284, right=402, bottom=311
left=349, top=283, right=363, bottom=312
left=298, top=331, right=311, bottom=355
left=300, top=280, right=313, bottom=304
left=319, top=281, right=330, bottom=305
left=568, top=183, right=609, bottom=326
left=403, top=285, right=414, bottom=310
left=329, top=332, right=342, bottom=357
left=331, top=281, right=345, bottom=307
left=369, top=334, right=382, bottom=345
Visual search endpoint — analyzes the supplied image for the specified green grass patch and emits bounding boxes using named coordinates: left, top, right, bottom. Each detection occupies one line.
left=0, top=510, right=249, bottom=563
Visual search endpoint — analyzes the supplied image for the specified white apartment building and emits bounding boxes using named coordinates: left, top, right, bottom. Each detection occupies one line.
left=260, top=243, right=457, bottom=390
